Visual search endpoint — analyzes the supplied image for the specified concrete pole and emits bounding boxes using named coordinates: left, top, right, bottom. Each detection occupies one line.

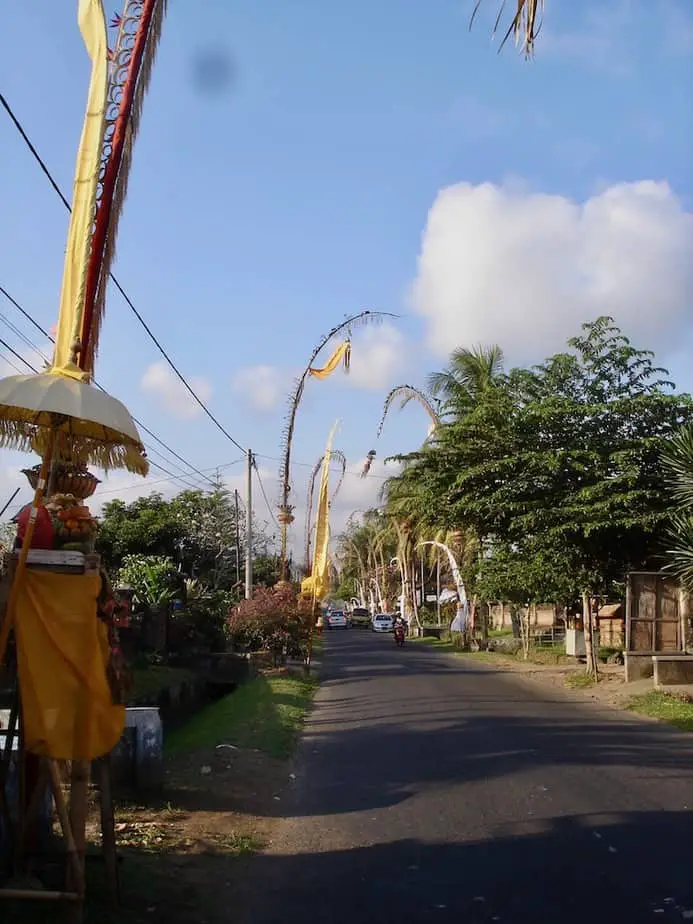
left=245, top=450, right=253, bottom=600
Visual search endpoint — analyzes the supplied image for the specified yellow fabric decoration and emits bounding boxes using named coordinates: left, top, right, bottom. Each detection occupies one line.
left=15, top=571, right=125, bottom=761
left=50, top=0, right=109, bottom=382
left=308, top=420, right=339, bottom=601
left=308, top=341, right=351, bottom=380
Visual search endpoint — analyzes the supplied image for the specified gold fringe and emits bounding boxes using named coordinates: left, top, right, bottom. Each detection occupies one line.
left=85, top=0, right=168, bottom=373
left=0, top=415, right=148, bottom=476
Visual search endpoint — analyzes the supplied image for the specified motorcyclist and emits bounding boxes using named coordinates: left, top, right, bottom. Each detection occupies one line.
left=394, top=615, right=406, bottom=644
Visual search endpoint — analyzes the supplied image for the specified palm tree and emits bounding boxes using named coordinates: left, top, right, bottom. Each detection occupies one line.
left=662, top=424, right=693, bottom=592
left=427, top=344, right=504, bottom=419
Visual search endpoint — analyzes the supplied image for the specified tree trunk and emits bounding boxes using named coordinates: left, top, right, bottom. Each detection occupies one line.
left=582, top=591, right=599, bottom=676
left=517, top=604, right=531, bottom=659
left=410, top=561, right=420, bottom=632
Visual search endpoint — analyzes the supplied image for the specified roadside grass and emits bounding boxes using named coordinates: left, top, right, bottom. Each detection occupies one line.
left=411, top=637, right=513, bottom=663
left=166, top=672, right=318, bottom=759
left=410, top=636, right=458, bottom=653
left=565, top=671, right=597, bottom=689
left=625, top=690, right=693, bottom=732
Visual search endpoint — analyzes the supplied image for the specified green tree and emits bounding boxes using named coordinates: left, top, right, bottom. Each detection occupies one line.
left=383, top=318, right=693, bottom=670
left=98, top=494, right=184, bottom=570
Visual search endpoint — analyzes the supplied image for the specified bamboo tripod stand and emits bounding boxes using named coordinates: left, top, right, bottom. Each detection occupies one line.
left=0, top=594, right=120, bottom=919
left=0, top=451, right=120, bottom=920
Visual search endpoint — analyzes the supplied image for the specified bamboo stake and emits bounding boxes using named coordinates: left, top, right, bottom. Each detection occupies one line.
left=98, top=756, right=120, bottom=905
left=47, top=760, right=84, bottom=896
left=0, top=888, right=80, bottom=902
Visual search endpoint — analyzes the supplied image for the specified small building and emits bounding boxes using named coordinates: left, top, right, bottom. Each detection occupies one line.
left=596, top=603, right=624, bottom=648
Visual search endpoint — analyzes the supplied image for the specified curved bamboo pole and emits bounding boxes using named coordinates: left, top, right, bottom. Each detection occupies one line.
left=304, top=449, right=347, bottom=572
left=278, top=310, right=396, bottom=578
left=417, top=540, right=467, bottom=605
left=377, top=385, right=440, bottom=440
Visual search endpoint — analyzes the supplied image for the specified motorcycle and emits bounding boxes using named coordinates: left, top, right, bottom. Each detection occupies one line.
left=394, top=624, right=406, bottom=647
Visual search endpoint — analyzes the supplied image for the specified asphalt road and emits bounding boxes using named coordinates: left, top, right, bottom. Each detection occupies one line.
left=241, top=631, right=693, bottom=923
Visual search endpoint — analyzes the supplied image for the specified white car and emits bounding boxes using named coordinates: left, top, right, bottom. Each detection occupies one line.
left=326, top=610, right=348, bottom=629
left=372, top=613, right=394, bottom=633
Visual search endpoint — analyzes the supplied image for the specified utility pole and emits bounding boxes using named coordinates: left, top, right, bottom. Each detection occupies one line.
left=234, top=489, right=241, bottom=586
left=245, top=449, right=253, bottom=600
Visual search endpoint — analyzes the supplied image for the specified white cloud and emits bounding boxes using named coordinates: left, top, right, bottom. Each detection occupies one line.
left=231, top=364, right=285, bottom=413
left=346, top=324, right=407, bottom=390
left=411, top=179, right=693, bottom=363
left=141, top=362, right=212, bottom=419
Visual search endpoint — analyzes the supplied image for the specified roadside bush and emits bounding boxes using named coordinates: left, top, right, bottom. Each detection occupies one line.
left=169, top=582, right=234, bottom=654
left=227, top=585, right=313, bottom=664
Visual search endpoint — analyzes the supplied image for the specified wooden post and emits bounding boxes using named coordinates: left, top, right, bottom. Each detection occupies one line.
left=66, top=759, right=90, bottom=923
left=98, top=757, right=120, bottom=905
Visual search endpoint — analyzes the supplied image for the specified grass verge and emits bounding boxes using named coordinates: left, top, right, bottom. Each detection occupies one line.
left=625, top=690, right=693, bottom=732
left=166, top=672, right=318, bottom=759
left=564, top=671, right=597, bottom=689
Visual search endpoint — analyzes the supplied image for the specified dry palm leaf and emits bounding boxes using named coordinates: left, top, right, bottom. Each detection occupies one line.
left=470, top=0, right=544, bottom=57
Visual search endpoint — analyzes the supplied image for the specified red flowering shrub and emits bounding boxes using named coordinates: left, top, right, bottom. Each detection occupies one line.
left=227, top=584, right=313, bottom=662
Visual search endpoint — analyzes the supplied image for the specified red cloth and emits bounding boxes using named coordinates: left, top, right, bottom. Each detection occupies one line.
left=16, top=505, right=55, bottom=550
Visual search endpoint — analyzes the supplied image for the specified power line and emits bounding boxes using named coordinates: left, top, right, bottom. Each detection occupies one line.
left=94, top=456, right=244, bottom=498
left=0, top=312, right=48, bottom=365
left=1, top=91, right=247, bottom=455
left=0, top=325, right=205, bottom=491
left=0, top=284, right=56, bottom=343
left=255, top=452, right=394, bottom=481
left=0, top=349, right=25, bottom=375
left=0, top=336, right=34, bottom=372
left=252, top=459, right=280, bottom=530
left=0, top=283, right=217, bottom=487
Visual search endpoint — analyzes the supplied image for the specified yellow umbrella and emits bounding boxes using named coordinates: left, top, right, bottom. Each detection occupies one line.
left=0, top=372, right=147, bottom=474
left=0, top=371, right=148, bottom=667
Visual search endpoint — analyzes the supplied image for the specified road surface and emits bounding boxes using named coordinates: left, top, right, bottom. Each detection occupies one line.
left=241, top=632, right=693, bottom=923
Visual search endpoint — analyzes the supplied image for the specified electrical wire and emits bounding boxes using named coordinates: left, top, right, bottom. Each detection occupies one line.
left=0, top=336, right=34, bottom=372
left=0, top=349, right=25, bottom=375
left=0, top=327, right=207, bottom=491
left=254, top=453, right=393, bottom=481
left=94, top=456, right=244, bottom=497
left=0, top=283, right=217, bottom=487
left=252, top=458, right=281, bottom=530
left=0, top=91, right=248, bottom=455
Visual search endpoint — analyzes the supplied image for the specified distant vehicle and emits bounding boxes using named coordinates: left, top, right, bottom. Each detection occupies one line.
left=372, top=613, right=394, bottom=633
left=326, top=610, right=348, bottom=629
left=350, top=607, right=371, bottom=628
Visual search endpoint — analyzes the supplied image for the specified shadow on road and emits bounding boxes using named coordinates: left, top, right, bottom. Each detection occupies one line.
left=236, top=809, right=693, bottom=923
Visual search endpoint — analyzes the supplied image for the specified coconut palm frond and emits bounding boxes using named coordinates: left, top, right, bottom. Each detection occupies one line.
left=470, top=0, right=544, bottom=56
left=377, top=385, right=440, bottom=438
left=665, top=513, right=693, bottom=593
left=662, top=423, right=693, bottom=508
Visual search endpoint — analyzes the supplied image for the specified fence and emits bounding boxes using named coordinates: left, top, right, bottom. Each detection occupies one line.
left=529, top=625, right=566, bottom=649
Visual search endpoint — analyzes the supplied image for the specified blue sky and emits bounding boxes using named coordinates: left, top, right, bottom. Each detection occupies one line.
left=1, top=0, right=692, bottom=541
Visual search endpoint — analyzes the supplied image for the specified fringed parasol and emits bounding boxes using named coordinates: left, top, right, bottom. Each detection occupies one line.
left=0, top=372, right=147, bottom=475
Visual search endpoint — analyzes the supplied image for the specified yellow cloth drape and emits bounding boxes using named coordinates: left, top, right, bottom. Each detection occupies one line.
left=50, top=0, right=109, bottom=382
left=308, top=341, right=351, bottom=380
left=15, top=571, right=125, bottom=761
left=304, top=420, right=338, bottom=602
